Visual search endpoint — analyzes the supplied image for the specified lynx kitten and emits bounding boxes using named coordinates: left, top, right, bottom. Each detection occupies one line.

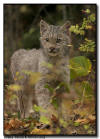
left=10, top=20, right=71, bottom=120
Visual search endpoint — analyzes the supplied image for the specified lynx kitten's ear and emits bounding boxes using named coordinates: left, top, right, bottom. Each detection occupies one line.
left=40, top=20, right=49, bottom=36
left=61, top=21, right=71, bottom=36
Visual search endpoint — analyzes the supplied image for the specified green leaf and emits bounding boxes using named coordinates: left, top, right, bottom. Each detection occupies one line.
left=33, top=104, right=46, bottom=113
left=79, top=39, right=95, bottom=52
left=83, top=124, right=90, bottom=130
left=42, top=62, right=53, bottom=69
left=89, top=14, right=95, bottom=22
left=8, top=84, right=23, bottom=91
left=56, top=127, right=61, bottom=134
left=69, top=25, right=76, bottom=32
left=30, top=122, right=34, bottom=129
left=44, top=84, right=54, bottom=93
left=85, top=9, right=91, bottom=14
left=33, top=104, right=40, bottom=112
left=70, top=56, right=92, bottom=79
left=59, top=118, right=67, bottom=128
left=10, top=94, right=18, bottom=100
left=69, top=68, right=78, bottom=80
left=69, top=25, right=85, bottom=36
left=50, top=98, right=58, bottom=109
left=22, top=70, right=32, bottom=75
left=74, top=122, right=80, bottom=127
left=22, top=70, right=41, bottom=85
left=29, top=28, right=35, bottom=34
left=40, top=116, right=50, bottom=124
left=74, top=99, right=80, bottom=104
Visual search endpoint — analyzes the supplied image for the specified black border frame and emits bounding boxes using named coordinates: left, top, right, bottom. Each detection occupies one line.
left=3, top=3, right=98, bottom=138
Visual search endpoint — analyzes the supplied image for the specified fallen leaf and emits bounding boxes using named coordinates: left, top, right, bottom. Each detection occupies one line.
left=74, top=122, right=80, bottom=126
left=4, top=113, right=8, bottom=118
left=9, top=118, right=23, bottom=128
left=56, top=127, right=61, bottom=134
left=4, top=130, right=11, bottom=135
left=51, top=114, right=58, bottom=123
left=74, top=118, right=89, bottom=124
left=31, top=128, right=53, bottom=135
left=4, top=122, right=12, bottom=130
left=40, top=116, right=50, bottom=125
left=23, top=123, right=30, bottom=128
left=88, top=115, right=96, bottom=123
left=83, top=124, right=90, bottom=130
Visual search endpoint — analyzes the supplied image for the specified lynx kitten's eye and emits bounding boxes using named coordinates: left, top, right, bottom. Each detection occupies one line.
left=46, top=38, right=49, bottom=42
left=56, top=38, right=61, bottom=43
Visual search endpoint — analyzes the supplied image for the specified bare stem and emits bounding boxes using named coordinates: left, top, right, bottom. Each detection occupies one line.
left=81, top=87, right=85, bottom=107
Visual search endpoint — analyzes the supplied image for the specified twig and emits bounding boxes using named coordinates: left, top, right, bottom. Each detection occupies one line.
left=79, top=87, right=85, bottom=109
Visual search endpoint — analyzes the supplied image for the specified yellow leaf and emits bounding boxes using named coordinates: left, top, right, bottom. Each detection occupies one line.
left=8, top=84, right=23, bottom=91
left=29, top=72, right=41, bottom=85
left=31, top=128, right=53, bottom=135
left=56, top=127, right=61, bottom=134
left=85, top=25, right=92, bottom=30
left=24, top=123, right=30, bottom=128
left=16, top=72, right=20, bottom=76
left=4, top=68, right=7, bottom=75
left=40, top=116, right=50, bottom=125
left=14, top=77, right=17, bottom=81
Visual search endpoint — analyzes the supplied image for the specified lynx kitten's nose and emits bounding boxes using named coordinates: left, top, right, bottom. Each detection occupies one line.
left=49, top=47, right=55, bottom=52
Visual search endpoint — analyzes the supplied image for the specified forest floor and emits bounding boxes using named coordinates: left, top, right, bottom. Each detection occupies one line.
left=4, top=92, right=96, bottom=136
left=4, top=69, right=96, bottom=135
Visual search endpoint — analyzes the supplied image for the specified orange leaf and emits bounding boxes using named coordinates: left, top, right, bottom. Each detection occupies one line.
left=4, top=122, right=12, bottom=130
left=9, top=118, right=23, bottom=128
left=51, top=114, right=58, bottom=123
left=75, top=118, right=89, bottom=124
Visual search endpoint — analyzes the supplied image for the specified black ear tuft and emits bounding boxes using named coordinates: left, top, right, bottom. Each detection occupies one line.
left=40, top=20, right=48, bottom=36
left=61, top=21, right=71, bottom=36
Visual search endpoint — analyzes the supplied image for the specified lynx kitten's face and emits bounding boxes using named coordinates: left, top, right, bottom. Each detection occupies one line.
left=40, top=20, right=71, bottom=56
